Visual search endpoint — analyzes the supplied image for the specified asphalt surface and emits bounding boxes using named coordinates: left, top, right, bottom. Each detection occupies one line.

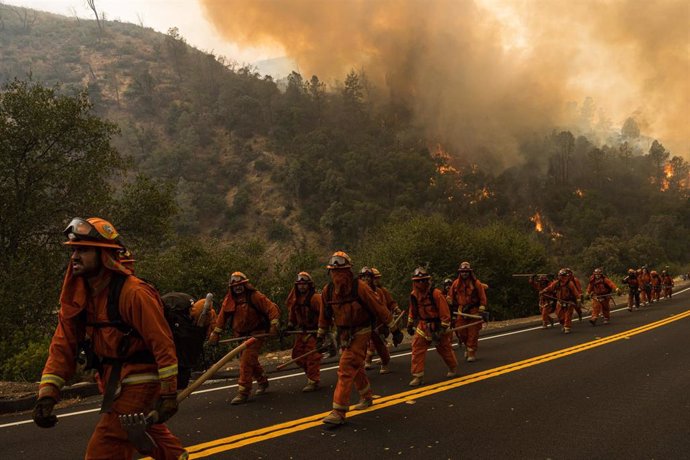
left=2, top=288, right=689, bottom=459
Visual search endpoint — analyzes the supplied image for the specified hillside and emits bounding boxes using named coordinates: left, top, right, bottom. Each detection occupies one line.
left=0, top=5, right=319, bottom=250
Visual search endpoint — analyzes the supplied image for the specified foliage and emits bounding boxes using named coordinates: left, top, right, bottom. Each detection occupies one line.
left=355, top=215, right=549, bottom=319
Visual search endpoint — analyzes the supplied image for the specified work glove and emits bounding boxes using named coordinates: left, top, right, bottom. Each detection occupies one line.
left=392, top=329, right=404, bottom=347
left=32, top=397, right=58, bottom=429
left=315, top=334, right=325, bottom=350
left=407, top=325, right=416, bottom=337
left=479, top=305, right=486, bottom=312
left=154, top=393, right=178, bottom=424
left=208, top=332, right=220, bottom=346
left=616, top=288, right=622, bottom=296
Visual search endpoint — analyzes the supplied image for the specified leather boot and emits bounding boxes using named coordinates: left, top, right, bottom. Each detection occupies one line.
left=255, top=381, right=269, bottom=396
left=302, top=380, right=319, bottom=392
left=322, top=410, right=345, bottom=425
left=353, top=398, right=373, bottom=410
left=230, top=393, right=248, bottom=405
left=409, top=375, right=424, bottom=387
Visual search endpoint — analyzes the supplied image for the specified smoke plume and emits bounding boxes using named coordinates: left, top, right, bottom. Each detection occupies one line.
left=200, top=0, right=689, bottom=165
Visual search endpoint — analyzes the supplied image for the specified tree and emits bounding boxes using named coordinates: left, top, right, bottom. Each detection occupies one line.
left=86, top=0, right=102, bottom=33
left=621, top=117, right=640, bottom=139
left=0, top=79, right=125, bottom=377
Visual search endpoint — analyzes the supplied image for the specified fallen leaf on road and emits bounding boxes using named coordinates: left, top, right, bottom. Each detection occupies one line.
left=406, top=400, right=416, bottom=405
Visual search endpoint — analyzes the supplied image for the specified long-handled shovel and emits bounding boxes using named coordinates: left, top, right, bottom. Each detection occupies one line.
left=218, top=333, right=273, bottom=345
left=120, top=337, right=257, bottom=453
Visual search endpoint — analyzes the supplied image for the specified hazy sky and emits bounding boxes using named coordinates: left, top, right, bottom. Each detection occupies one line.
left=3, top=0, right=285, bottom=64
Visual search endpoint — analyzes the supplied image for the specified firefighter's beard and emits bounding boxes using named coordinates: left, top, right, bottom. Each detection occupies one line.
left=330, top=269, right=353, bottom=296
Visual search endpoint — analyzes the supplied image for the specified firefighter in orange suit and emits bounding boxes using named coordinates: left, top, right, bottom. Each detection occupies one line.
left=285, top=271, right=323, bottom=392
left=367, top=267, right=403, bottom=374
left=408, top=267, right=458, bottom=386
left=565, top=268, right=584, bottom=321
left=541, top=269, right=581, bottom=334
left=33, top=217, right=186, bottom=460
left=360, top=267, right=392, bottom=374
left=586, top=268, right=620, bottom=326
left=639, top=267, right=652, bottom=306
left=317, top=251, right=400, bottom=426
left=650, top=270, right=662, bottom=302
left=209, top=272, right=280, bottom=405
left=190, top=298, right=218, bottom=339
left=449, top=261, right=487, bottom=362
left=622, top=269, right=641, bottom=311
left=661, top=271, right=674, bottom=299
left=530, top=274, right=555, bottom=328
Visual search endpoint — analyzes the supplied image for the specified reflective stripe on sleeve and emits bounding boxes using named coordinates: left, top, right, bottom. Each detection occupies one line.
left=40, top=374, right=65, bottom=389
left=158, top=364, right=178, bottom=380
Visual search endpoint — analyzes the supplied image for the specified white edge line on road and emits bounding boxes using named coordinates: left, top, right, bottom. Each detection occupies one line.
left=2, top=286, right=688, bottom=429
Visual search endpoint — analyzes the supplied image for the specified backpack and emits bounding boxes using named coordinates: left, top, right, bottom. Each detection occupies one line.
left=161, top=292, right=207, bottom=367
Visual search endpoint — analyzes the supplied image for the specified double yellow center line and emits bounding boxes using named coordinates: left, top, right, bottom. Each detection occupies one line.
left=182, top=310, right=690, bottom=458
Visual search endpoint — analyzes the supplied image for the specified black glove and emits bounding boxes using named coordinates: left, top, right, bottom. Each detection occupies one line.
left=407, top=325, right=415, bottom=337
left=315, top=334, right=325, bottom=350
left=33, top=397, right=57, bottom=428
left=392, top=329, right=404, bottom=347
left=154, top=393, right=178, bottom=424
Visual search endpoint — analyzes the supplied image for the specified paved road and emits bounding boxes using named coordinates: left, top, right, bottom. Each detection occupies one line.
left=2, top=288, right=689, bottom=459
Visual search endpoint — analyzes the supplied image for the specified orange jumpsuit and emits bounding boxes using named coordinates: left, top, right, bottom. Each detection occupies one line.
left=586, top=276, right=618, bottom=322
left=449, top=276, right=487, bottom=353
left=650, top=273, right=662, bottom=302
left=568, top=274, right=584, bottom=319
left=39, top=257, right=185, bottom=460
left=409, top=287, right=457, bottom=377
left=662, top=275, right=674, bottom=298
left=529, top=276, right=555, bottom=327
left=639, top=271, right=652, bottom=304
left=214, top=288, right=280, bottom=396
left=365, top=287, right=396, bottom=367
left=319, top=278, right=393, bottom=417
left=622, top=274, right=641, bottom=310
left=542, top=279, right=580, bottom=330
left=286, top=287, right=323, bottom=384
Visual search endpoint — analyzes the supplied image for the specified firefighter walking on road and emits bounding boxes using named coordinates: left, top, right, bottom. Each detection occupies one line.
left=449, top=262, right=487, bottom=362
left=317, top=251, right=400, bottom=426
left=541, top=269, right=581, bottom=334
left=285, top=272, right=323, bottom=392
left=408, top=267, right=458, bottom=386
left=361, top=267, right=395, bottom=374
left=623, top=269, right=641, bottom=311
left=209, top=272, right=280, bottom=405
left=33, top=217, right=186, bottom=459
left=529, top=274, right=555, bottom=328
left=586, top=268, right=620, bottom=326
left=662, top=270, right=674, bottom=299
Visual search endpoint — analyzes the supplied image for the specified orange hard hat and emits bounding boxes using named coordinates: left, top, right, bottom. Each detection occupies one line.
left=229, top=271, right=249, bottom=286
left=295, top=271, right=313, bottom=284
left=412, top=267, right=431, bottom=280
left=63, top=217, right=125, bottom=249
left=371, top=267, right=382, bottom=278
left=326, top=251, right=352, bottom=269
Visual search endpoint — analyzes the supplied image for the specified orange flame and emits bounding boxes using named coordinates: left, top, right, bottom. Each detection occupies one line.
left=660, top=163, right=674, bottom=191
left=530, top=212, right=544, bottom=232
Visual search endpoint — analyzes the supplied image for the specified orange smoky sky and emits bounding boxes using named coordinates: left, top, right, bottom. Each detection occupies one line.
left=199, top=0, right=689, bottom=165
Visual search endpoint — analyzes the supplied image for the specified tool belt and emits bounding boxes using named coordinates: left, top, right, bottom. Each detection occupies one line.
left=336, top=325, right=371, bottom=349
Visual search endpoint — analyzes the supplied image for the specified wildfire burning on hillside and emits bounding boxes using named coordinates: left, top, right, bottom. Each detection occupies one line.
left=530, top=212, right=544, bottom=232
left=201, top=0, right=690, bottom=163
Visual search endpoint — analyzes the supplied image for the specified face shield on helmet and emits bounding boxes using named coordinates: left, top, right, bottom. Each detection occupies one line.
left=358, top=266, right=373, bottom=279
left=412, top=267, right=431, bottom=283
left=458, top=261, right=472, bottom=279
left=326, top=251, right=352, bottom=270
left=63, top=217, right=124, bottom=249
left=229, top=272, right=249, bottom=295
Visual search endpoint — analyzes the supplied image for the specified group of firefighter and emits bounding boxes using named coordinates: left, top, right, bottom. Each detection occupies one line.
left=31, top=216, right=677, bottom=459
left=528, top=266, right=675, bottom=333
